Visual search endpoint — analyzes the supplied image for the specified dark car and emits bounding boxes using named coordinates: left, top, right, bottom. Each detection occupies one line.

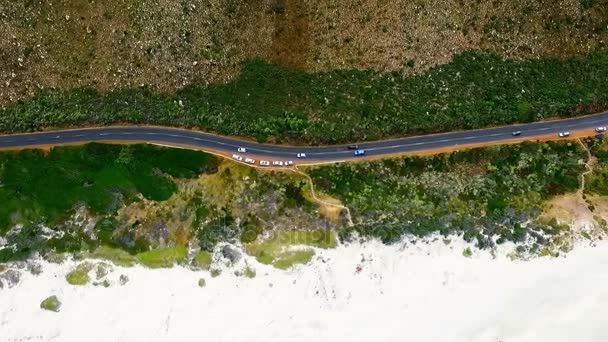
left=347, top=145, right=359, bottom=150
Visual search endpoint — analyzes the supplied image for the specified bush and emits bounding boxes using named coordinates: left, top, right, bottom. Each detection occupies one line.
left=40, top=295, right=61, bottom=312
left=1, top=50, right=607, bottom=144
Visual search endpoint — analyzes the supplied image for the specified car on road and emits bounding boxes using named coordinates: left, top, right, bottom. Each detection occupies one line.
left=286, top=160, right=294, bottom=166
left=260, top=160, right=270, bottom=166
left=354, top=149, right=366, bottom=156
left=232, top=154, right=243, bottom=161
left=272, top=161, right=284, bottom=166
left=558, top=131, right=570, bottom=137
left=237, top=147, right=247, bottom=153
left=245, top=158, right=255, bottom=164
left=347, top=145, right=359, bottom=150
left=297, top=153, right=306, bottom=158
left=511, top=131, right=521, bottom=136
left=596, top=127, right=607, bottom=133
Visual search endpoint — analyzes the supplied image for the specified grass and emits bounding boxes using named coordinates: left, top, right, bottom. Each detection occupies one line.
left=66, top=262, right=93, bottom=285
left=271, top=250, right=315, bottom=270
left=192, top=250, right=212, bottom=269
left=90, top=246, right=137, bottom=267
left=40, top=295, right=61, bottom=312
left=136, top=246, right=188, bottom=268
left=266, top=230, right=338, bottom=249
left=242, top=266, right=256, bottom=278
left=245, top=230, right=336, bottom=269
left=1, top=50, right=607, bottom=144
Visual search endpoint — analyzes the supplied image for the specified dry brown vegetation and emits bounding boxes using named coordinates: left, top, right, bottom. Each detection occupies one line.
left=1, top=0, right=606, bottom=105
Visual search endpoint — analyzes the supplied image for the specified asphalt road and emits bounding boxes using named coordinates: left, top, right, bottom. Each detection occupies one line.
left=0, top=111, right=607, bottom=165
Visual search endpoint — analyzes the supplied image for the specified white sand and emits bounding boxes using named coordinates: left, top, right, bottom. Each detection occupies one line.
left=2, top=238, right=608, bottom=342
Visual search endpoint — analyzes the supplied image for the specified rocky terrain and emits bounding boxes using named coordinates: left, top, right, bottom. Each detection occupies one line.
left=1, top=0, right=606, bottom=105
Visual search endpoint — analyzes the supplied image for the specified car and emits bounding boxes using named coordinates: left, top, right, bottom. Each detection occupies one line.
left=347, top=144, right=359, bottom=150
left=231, top=154, right=243, bottom=161
left=354, top=149, right=366, bottom=156
left=596, top=127, right=607, bottom=133
left=297, top=153, right=306, bottom=158
left=244, top=158, right=255, bottom=164
left=286, top=160, right=294, bottom=166
left=511, top=131, right=521, bottom=136
left=260, top=160, right=270, bottom=166
left=559, top=131, right=570, bottom=137
left=272, top=161, right=284, bottom=166
left=237, top=147, right=247, bottom=153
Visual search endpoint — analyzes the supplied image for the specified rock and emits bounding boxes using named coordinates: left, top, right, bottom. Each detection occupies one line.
left=40, top=295, right=61, bottom=312
left=0, top=269, right=21, bottom=288
left=221, top=245, right=241, bottom=264
left=198, top=278, right=206, bottom=287
left=27, top=262, right=43, bottom=275
left=119, top=274, right=129, bottom=286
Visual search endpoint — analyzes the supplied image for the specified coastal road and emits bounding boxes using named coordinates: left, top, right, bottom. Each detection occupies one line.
left=0, top=111, right=607, bottom=166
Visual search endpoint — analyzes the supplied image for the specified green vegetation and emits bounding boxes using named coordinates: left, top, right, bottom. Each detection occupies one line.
left=2, top=50, right=607, bottom=144
left=66, top=262, right=93, bottom=285
left=90, top=246, right=137, bottom=267
left=192, top=250, right=213, bottom=269
left=463, top=247, right=473, bottom=258
left=40, top=295, right=61, bottom=312
left=242, top=266, right=256, bottom=278
left=245, top=230, right=336, bottom=269
left=136, top=246, right=188, bottom=268
left=198, top=278, right=207, bottom=287
left=0, top=143, right=218, bottom=263
left=271, top=250, right=315, bottom=270
left=585, top=137, right=608, bottom=195
left=309, top=141, right=585, bottom=248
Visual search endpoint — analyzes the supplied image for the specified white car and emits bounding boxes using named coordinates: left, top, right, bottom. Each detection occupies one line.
left=260, top=160, right=270, bottom=166
left=237, top=147, right=247, bottom=153
left=272, top=161, right=284, bottom=166
left=296, top=153, right=306, bottom=158
left=558, top=131, right=570, bottom=137
left=245, top=158, right=255, bottom=164
left=286, top=160, right=294, bottom=166
left=231, top=154, right=243, bottom=161
left=596, top=127, right=607, bottom=133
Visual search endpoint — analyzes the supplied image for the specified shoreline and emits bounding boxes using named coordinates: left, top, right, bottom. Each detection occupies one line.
left=2, top=237, right=607, bottom=342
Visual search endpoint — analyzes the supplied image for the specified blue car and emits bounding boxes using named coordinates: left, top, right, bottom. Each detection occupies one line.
left=354, top=149, right=366, bottom=156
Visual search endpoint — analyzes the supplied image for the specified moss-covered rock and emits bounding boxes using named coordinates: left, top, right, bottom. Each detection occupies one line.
left=40, top=295, right=61, bottom=312
left=66, top=262, right=93, bottom=285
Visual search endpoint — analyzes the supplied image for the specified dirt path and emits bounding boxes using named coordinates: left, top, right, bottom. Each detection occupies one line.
left=577, top=138, right=596, bottom=196
left=293, top=167, right=354, bottom=227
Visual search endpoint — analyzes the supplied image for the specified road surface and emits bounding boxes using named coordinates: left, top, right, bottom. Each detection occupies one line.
left=0, top=111, right=607, bottom=166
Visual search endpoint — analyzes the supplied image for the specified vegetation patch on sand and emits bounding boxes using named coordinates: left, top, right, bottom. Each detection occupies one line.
left=40, top=295, right=61, bottom=312
left=90, top=246, right=137, bottom=268
left=136, top=246, right=188, bottom=268
left=66, top=262, right=94, bottom=285
left=192, top=250, right=212, bottom=269
left=245, top=230, right=336, bottom=270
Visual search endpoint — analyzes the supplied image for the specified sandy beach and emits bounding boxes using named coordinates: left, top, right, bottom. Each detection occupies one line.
left=2, top=238, right=608, bottom=342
